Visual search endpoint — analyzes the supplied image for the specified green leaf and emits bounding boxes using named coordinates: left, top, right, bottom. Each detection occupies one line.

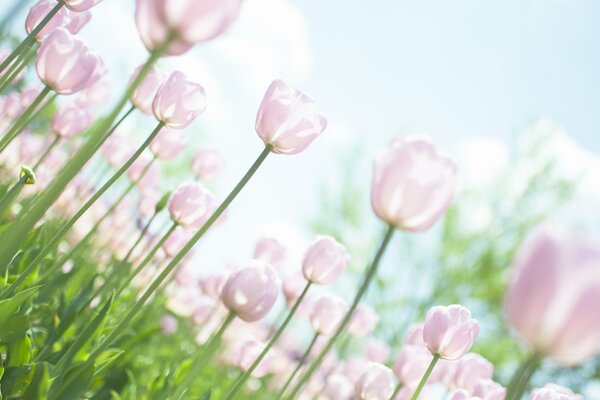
left=1, top=365, right=34, bottom=398
left=95, top=348, right=124, bottom=375
left=22, top=362, right=50, bottom=400
left=0, top=286, right=40, bottom=322
left=0, top=314, right=29, bottom=342
left=6, top=335, right=32, bottom=367
left=48, top=362, right=95, bottom=400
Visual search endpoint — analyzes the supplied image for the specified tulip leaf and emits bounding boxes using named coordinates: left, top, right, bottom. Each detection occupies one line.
left=0, top=286, right=40, bottom=322
left=6, top=335, right=32, bottom=367
left=22, top=362, right=50, bottom=400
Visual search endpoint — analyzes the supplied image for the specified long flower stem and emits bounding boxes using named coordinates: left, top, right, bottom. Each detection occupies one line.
left=277, top=333, right=320, bottom=400
left=390, top=383, right=402, bottom=400
left=0, top=36, right=171, bottom=273
left=0, top=86, right=51, bottom=153
left=224, top=281, right=313, bottom=399
left=0, top=47, right=32, bottom=93
left=173, top=312, right=237, bottom=400
left=505, top=353, right=542, bottom=400
left=0, top=122, right=164, bottom=300
left=0, top=174, right=28, bottom=218
left=33, top=136, right=60, bottom=170
left=286, top=225, right=396, bottom=399
left=0, top=1, right=63, bottom=75
left=409, top=353, right=440, bottom=400
left=52, top=145, right=271, bottom=395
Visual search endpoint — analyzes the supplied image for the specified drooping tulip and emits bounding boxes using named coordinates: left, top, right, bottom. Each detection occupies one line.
left=370, top=137, right=458, bottom=232
left=253, top=236, right=287, bottom=268
left=152, top=71, right=207, bottom=129
left=129, top=65, right=165, bottom=115
left=63, top=0, right=103, bottom=12
left=36, top=28, right=100, bottom=95
left=302, top=235, right=350, bottom=285
left=25, top=0, right=71, bottom=42
left=529, top=384, right=582, bottom=400
left=309, top=293, right=347, bottom=337
left=355, top=362, right=394, bottom=400
left=256, top=79, right=327, bottom=155
left=167, top=182, right=214, bottom=229
left=423, top=305, right=479, bottom=360
left=505, top=225, right=600, bottom=365
left=191, top=147, right=224, bottom=181
left=150, top=127, right=188, bottom=160
left=220, top=260, right=280, bottom=322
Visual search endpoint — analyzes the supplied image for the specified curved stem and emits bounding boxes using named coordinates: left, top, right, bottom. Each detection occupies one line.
left=409, top=353, right=439, bottom=400
left=0, top=1, right=63, bottom=75
left=224, top=281, right=312, bottom=399
left=277, top=333, right=320, bottom=400
left=285, top=225, right=396, bottom=399
left=505, top=353, right=543, bottom=400
left=33, top=136, right=60, bottom=170
left=0, top=122, right=164, bottom=300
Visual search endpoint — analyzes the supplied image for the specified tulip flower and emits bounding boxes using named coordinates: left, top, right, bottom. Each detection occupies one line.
left=167, top=182, right=214, bottom=230
left=310, top=294, right=347, bottom=337
left=63, top=0, right=103, bottom=12
left=365, top=339, right=391, bottom=364
left=237, top=339, right=274, bottom=378
left=149, top=127, right=188, bottom=160
left=370, top=136, right=458, bottom=232
left=162, top=226, right=194, bottom=258
left=101, top=133, right=136, bottom=168
left=325, top=374, right=355, bottom=400
left=423, top=305, right=479, bottom=360
left=355, top=362, right=394, bottom=400
left=51, top=102, right=93, bottom=138
left=452, top=353, right=494, bottom=392
left=129, top=65, right=165, bottom=115
left=191, top=147, right=224, bottom=181
left=256, top=79, right=327, bottom=155
left=152, top=71, right=207, bottom=129
left=253, top=236, right=287, bottom=268
left=64, top=10, right=92, bottom=33
left=473, top=379, right=506, bottom=400
left=220, top=260, right=280, bottom=322
left=25, top=0, right=71, bottom=42
left=393, top=345, right=435, bottom=387
left=302, top=235, right=350, bottom=285
left=135, top=0, right=194, bottom=56
left=529, top=384, right=582, bottom=400
left=348, top=303, right=379, bottom=338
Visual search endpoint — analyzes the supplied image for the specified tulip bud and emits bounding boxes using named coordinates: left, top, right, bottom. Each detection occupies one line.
left=129, top=65, right=165, bottom=115
left=155, top=190, right=172, bottom=213
left=252, top=236, right=286, bottom=268
left=63, top=0, right=103, bottom=12
left=25, top=0, right=71, bottom=42
left=282, top=272, right=308, bottom=308
left=150, top=127, right=188, bottom=160
left=530, top=384, right=582, bottom=400
left=423, top=305, right=479, bottom=360
left=348, top=303, right=379, bottom=338
left=35, top=28, right=101, bottom=95
left=301, top=235, right=350, bottom=285
left=354, top=362, right=394, bottom=400
left=20, top=166, right=36, bottom=184
left=152, top=71, right=207, bottom=129
left=167, top=182, right=214, bottom=230
left=309, top=293, right=347, bottom=337
left=370, top=137, right=458, bottom=232
left=505, top=225, right=600, bottom=365
left=191, top=147, right=224, bottom=181
left=256, top=79, right=327, bottom=155
left=220, top=260, right=280, bottom=322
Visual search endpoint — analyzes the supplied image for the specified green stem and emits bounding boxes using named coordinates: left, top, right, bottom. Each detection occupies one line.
left=0, top=36, right=171, bottom=273
left=409, top=353, right=440, bottom=400
left=390, top=383, right=402, bottom=400
left=285, top=225, right=396, bottom=399
left=505, top=353, right=543, bottom=400
left=224, top=281, right=312, bottom=399
left=0, top=47, right=34, bottom=93
left=276, top=333, right=320, bottom=400
left=0, top=1, right=63, bottom=75
left=33, top=136, right=60, bottom=170
left=0, top=122, right=164, bottom=300
left=0, top=176, right=27, bottom=218
left=173, top=312, right=237, bottom=400
left=0, top=86, right=51, bottom=153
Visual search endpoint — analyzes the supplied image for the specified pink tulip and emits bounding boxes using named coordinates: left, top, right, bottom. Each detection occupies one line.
left=135, top=0, right=194, bottom=56
left=63, top=0, right=103, bottom=12
left=237, top=338, right=274, bottom=378
left=152, top=71, right=207, bottom=129
left=393, top=345, right=435, bottom=386
left=20, top=86, right=43, bottom=108
left=325, top=373, right=354, bottom=400
left=255, top=79, right=327, bottom=155
left=220, top=260, right=280, bottom=322
left=160, top=315, right=178, bottom=335
left=404, top=323, right=425, bottom=346
left=2, top=93, right=24, bottom=119
left=150, top=127, right=188, bottom=160
left=191, top=147, right=224, bottom=181
left=530, top=384, right=582, bottom=400
left=505, top=225, right=600, bottom=365
left=370, top=137, right=458, bottom=232
left=51, top=102, right=92, bottom=138
left=448, top=390, right=480, bottom=400
left=348, top=303, right=379, bottom=338
left=81, top=80, right=109, bottom=108
left=473, top=379, right=506, bottom=400
left=25, top=0, right=71, bottom=42
left=282, top=272, right=308, bottom=308
left=167, top=182, right=214, bottom=229
left=365, top=339, right=391, bottom=364
left=451, top=353, right=493, bottom=392
left=301, top=235, right=350, bottom=285
left=127, top=155, right=159, bottom=189
left=355, top=362, right=394, bottom=400
left=158, top=0, right=243, bottom=44
left=162, top=226, right=193, bottom=258
left=309, top=293, right=347, bottom=337
left=253, top=236, right=287, bottom=268
left=101, top=133, right=135, bottom=168
left=36, top=28, right=100, bottom=95
left=129, top=65, right=165, bottom=115
left=423, top=305, right=479, bottom=360
left=64, top=9, right=92, bottom=33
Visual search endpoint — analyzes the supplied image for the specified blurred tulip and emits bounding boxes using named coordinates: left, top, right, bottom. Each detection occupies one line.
left=256, top=79, right=327, bottom=155
left=310, top=293, right=347, bottom=337
left=52, top=101, right=92, bottom=138
left=529, top=384, right=582, bottom=400
left=448, top=390, right=479, bottom=400
left=404, top=323, right=425, bottom=346
left=63, top=0, right=103, bottom=12
left=473, top=379, right=506, bottom=400
left=135, top=0, right=194, bottom=56
left=129, top=65, right=165, bottom=114
left=365, top=339, right=391, bottom=364
left=162, top=226, right=193, bottom=258
left=452, top=353, right=493, bottom=392
left=282, top=272, right=308, bottom=308
left=348, top=303, right=379, bottom=338
left=355, top=362, right=394, bottom=400
left=150, top=127, right=188, bottom=160
left=160, top=315, right=177, bottom=335
left=370, top=137, right=457, bottom=232
left=325, top=373, right=354, bottom=400
left=423, top=305, right=479, bottom=360
left=393, top=345, right=434, bottom=387
left=302, top=235, right=350, bottom=285
left=167, top=182, right=214, bottom=229
left=101, top=133, right=135, bottom=168
left=25, top=0, right=71, bottom=42
left=152, top=71, right=207, bottom=129
left=253, top=236, right=287, bottom=268
left=505, top=225, right=600, bottom=365
left=221, top=260, right=280, bottom=322
left=65, top=9, right=92, bottom=33
left=191, top=147, right=224, bottom=181
left=20, top=86, right=42, bottom=108
left=36, top=28, right=100, bottom=94
left=237, top=338, right=274, bottom=378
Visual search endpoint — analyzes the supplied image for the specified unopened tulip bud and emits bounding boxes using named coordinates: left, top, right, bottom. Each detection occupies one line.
left=423, top=305, right=479, bottom=360
left=393, top=345, right=434, bottom=386
left=256, top=79, right=327, bottom=155
left=155, top=190, right=172, bottom=213
left=370, top=137, right=458, bottom=232
left=20, top=166, right=36, bottom=184
left=220, top=260, right=280, bottom=322
left=452, top=353, right=493, bottom=392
